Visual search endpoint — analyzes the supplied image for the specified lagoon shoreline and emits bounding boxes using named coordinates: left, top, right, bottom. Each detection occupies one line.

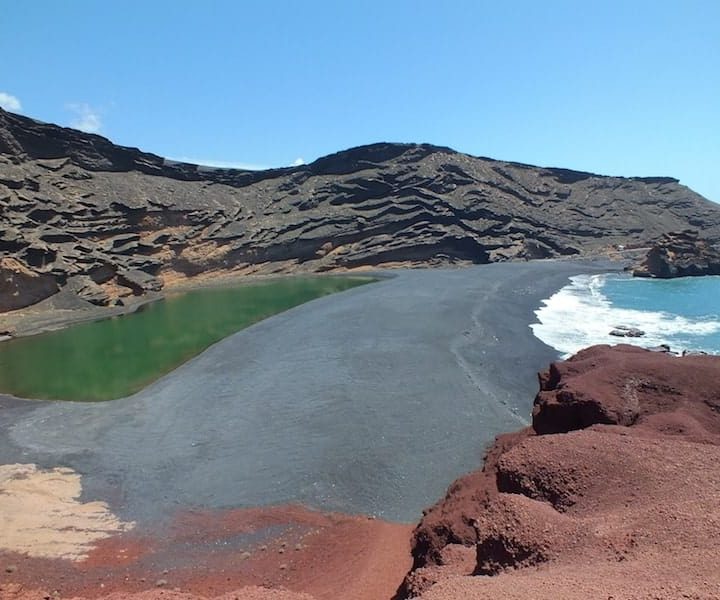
left=0, top=259, right=623, bottom=600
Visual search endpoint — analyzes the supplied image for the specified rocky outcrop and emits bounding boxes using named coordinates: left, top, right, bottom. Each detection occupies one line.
left=400, top=345, right=720, bottom=599
left=608, top=325, right=645, bottom=337
left=2, top=107, right=720, bottom=312
left=632, top=230, right=720, bottom=278
left=0, top=257, right=59, bottom=311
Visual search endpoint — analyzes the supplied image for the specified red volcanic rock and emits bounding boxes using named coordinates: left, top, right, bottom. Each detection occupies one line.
left=406, top=429, right=533, bottom=566
left=398, top=428, right=533, bottom=597
left=533, top=344, right=720, bottom=441
left=402, top=344, right=720, bottom=599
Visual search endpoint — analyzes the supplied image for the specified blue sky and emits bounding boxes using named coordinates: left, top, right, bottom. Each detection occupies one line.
left=1, top=1, right=718, bottom=201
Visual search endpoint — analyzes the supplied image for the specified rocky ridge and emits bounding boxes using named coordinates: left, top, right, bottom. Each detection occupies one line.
left=2, top=108, right=720, bottom=312
left=400, top=344, right=720, bottom=599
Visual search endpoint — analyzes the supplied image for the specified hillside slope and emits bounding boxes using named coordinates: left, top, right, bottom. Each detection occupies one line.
left=2, top=108, right=719, bottom=310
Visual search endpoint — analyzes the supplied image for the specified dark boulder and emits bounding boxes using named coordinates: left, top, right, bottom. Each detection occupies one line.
left=609, top=325, right=645, bottom=337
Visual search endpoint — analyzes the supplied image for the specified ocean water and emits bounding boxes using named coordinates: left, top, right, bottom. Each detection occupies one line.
left=531, top=273, right=720, bottom=357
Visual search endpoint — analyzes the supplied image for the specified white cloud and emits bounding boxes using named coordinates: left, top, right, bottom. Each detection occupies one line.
left=66, top=103, right=102, bottom=133
left=167, top=156, right=309, bottom=171
left=169, top=157, right=271, bottom=171
left=0, top=92, right=22, bottom=112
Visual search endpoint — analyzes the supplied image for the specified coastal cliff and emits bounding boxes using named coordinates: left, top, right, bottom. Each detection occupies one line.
left=400, top=344, right=720, bottom=599
left=2, top=107, right=720, bottom=312
left=632, top=230, right=720, bottom=278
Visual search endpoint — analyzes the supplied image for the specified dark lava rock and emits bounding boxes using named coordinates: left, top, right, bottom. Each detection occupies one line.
left=632, top=230, right=720, bottom=278
left=648, top=344, right=673, bottom=353
left=2, top=107, right=720, bottom=311
left=65, top=275, right=111, bottom=306
left=0, top=256, right=59, bottom=311
left=116, top=269, right=162, bottom=295
left=608, top=325, right=645, bottom=337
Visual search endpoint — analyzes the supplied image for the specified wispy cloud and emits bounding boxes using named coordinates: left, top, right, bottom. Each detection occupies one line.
left=0, top=92, right=22, bottom=112
left=170, top=157, right=272, bottom=171
left=168, top=156, right=309, bottom=171
left=66, top=103, right=102, bottom=133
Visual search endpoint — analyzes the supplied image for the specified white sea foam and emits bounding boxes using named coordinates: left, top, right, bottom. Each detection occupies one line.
left=530, top=274, right=720, bottom=357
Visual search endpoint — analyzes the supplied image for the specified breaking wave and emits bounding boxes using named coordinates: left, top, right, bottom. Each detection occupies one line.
left=530, top=273, right=720, bottom=357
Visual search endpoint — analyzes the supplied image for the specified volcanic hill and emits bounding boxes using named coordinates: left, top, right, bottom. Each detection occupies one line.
left=2, top=107, right=720, bottom=311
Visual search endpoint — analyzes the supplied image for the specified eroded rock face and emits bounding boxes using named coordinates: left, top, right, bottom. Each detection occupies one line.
left=401, top=345, right=720, bottom=599
left=2, top=108, right=720, bottom=311
left=632, top=230, right=720, bottom=278
left=532, top=344, right=720, bottom=437
left=0, top=257, right=59, bottom=311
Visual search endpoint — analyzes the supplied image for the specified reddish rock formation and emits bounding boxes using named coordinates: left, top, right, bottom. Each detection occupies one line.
left=401, top=344, right=720, bottom=599
left=533, top=343, right=720, bottom=439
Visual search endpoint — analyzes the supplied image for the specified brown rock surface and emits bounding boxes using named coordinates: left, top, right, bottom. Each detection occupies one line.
left=2, top=107, right=720, bottom=312
left=0, top=257, right=58, bottom=311
left=632, top=229, right=720, bottom=278
left=402, top=345, right=720, bottom=599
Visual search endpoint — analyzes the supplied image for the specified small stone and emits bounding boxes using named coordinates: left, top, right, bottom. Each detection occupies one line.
left=279, top=563, right=288, bottom=571
left=278, top=548, right=285, bottom=554
left=240, top=551, right=251, bottom=560
left=156, top=579, right=168, bottom=587
left=5, top=565, right=17, bottom=573
left=294, top=544, right=303, bottom=551
left=259, top=545, right=267, bottom=552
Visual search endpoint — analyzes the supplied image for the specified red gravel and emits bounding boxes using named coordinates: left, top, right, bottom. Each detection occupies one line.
left=0, top=505, right=412, bottom=600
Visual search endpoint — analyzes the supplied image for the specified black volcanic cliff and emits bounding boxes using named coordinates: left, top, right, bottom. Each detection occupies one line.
left=1, top=108, right=720, bottom=311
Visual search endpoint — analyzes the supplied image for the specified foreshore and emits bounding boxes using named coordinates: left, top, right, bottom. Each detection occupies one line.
left=0, top=259, right=623, bottom=600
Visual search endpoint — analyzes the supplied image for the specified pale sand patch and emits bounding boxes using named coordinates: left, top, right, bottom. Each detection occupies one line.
left=0, top=463, right=134, bottom=561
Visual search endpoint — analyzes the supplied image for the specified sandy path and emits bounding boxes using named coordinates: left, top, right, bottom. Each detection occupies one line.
left=0, top=464, right=134, bottom=560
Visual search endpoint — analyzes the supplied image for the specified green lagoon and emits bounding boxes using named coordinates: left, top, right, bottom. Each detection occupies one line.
left=0, top=276, right=373, bottom=402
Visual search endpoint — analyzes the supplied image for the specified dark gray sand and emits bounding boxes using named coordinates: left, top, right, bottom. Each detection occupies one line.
left=0, top=260, right=619, bottom=523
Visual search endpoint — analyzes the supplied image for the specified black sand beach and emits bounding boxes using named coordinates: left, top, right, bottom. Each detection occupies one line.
left=0, top=260, right=619, bottom=524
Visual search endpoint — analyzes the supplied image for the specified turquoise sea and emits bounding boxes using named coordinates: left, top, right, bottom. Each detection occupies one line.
left=531, top=273, right=720, bottom=357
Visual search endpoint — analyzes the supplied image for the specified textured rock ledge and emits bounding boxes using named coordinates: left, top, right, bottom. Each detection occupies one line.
left=2, top=107, right=720, bottom=313
left=632, top=229, right=720, bottom=278
left=400, top=344, right=720, bottom=599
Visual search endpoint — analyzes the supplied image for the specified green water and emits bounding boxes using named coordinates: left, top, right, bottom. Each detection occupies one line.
left=0, top=276, right=373, bottom=402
